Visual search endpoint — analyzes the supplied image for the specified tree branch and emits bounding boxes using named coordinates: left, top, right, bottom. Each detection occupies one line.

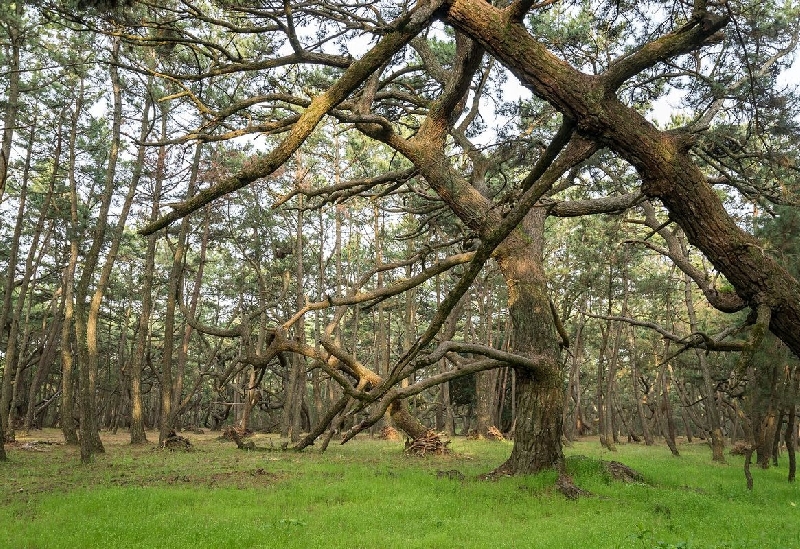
left=139, top=0, right=444, bottom=235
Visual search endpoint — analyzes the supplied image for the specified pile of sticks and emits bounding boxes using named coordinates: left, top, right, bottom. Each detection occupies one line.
left=379, top=426, right=400, bottom=441
left=161, top=430, right=192, bottom=451
left=487, top=426, right=505, bottom=441
left=404, top=430, right=450, bottom=456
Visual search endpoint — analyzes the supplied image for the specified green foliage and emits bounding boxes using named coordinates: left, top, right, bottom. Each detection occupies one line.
left=2, top=433, right=799, bottom=548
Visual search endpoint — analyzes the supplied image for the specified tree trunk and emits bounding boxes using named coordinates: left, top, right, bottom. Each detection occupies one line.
left=24, top=294, right=63, bottom=432
left=282, top=190, right=307, bottom=441
left=129, top=89, right=159, bottom=446
left=596, top=318, right=612, bottom=450
left=475, top=276, right=498, bottom=436
left=563, top=318, right=584, bottom=442
left=446, top=0, right=800, bottom=364
left=0, top=0, right=22, bottom=201
left=71, top=37, right=125, bottom=461
left=389, top=400, right=429, bottom=440
left=628, top=329, right=653, bottom=445
left=787, top=365, right=799, bottom=482
left=0, top=113, right=38, bottom=442
left=151, top=99, right=179, bottom=444
left=755, top=360, right=781, bottom=469
left=60, top=78, right=85, bottom=447
left=493, top=210, right=564, bottom=474
left=657, top=355, right=680, bottom=456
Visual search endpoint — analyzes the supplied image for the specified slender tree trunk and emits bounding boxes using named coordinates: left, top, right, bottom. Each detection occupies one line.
left=173, top=204, right=210, bottom=422
left=0, top=0, right=22, bottom=201
left=312, top=209, right=326, bottom=426
left=9, top=232, right=53, bottom=437
left=657, top=352, right=680, bottom=456
left=282, top=189, right=306, bottom=441
left=604, top=322, right=624, bottom=449
left=73, top=37, right=126, bottom=461
left=170, top=145, right=202, bottom=428
left=682, top=266, right=725, bottom=460
left=596, top=318, right=612, bottom=450
left=628, top=328, right=653, bottom=445
left=563, top=318, right=584, bottom=442
left=756, top=360, right=781, bottom=469
left=59, top=80, right=85, bottom=447
left=150, top=100, right=181, bottom=444
left=24, top=291, right=63, bottom=432
left=787, top=365, right=799, bottom=482
left=129, top=90, right=159, bottom=446
left=0, top=113, right=38, bottom=442
left=475, top=279, right=497, bottom=436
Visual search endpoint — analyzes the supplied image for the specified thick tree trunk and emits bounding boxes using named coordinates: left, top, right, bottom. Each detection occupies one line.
left=493, top=210, right=564, bottom=474
left=389, top=400, right=429, bottom=440
left=500, top=366, right=564, bottom=473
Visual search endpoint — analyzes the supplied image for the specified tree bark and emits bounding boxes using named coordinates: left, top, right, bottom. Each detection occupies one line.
left=493, top=210, right=564, bottom=473
left=72, top=37, right=127, bottom=461
left=0, top=112, right=38, bottom=442
left=445, top=0, right=800, bottom=363
left=129, top=89, right=159, bottom=446
left=60, top=78, right=85, bottom=447
left=282, top=190, right=307, bottom=441
left=0, top=0, right=22, bottom=201
left=628, top=328, right=654, bottom=445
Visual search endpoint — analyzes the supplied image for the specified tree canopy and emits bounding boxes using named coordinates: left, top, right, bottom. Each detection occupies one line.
left=1, top=0, right=799, bottom=479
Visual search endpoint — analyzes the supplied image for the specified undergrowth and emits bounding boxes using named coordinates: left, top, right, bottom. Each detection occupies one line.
left=0, top=431, right=797, bottom=548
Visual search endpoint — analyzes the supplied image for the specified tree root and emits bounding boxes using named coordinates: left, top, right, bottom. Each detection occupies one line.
left=556, top=473, right=591, bottom=500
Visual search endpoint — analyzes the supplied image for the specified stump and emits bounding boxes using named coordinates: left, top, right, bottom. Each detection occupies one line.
left=161, top=430, right=192, bottom=451
left=222, top=426, right=255, bottom=450
left=729, top=441, right=752, bottom=456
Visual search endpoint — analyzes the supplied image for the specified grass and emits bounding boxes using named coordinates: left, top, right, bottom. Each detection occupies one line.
left=1, top=430, right=798, bottom=549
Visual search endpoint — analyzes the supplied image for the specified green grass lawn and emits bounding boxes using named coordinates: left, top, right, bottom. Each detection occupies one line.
left=1, top=430, right=797, bottom=548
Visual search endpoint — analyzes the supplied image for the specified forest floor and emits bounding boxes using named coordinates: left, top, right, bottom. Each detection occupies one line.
left=1, top=429, right=797, bottom=548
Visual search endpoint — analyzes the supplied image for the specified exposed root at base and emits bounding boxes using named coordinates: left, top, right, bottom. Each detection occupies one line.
left=557, top=473, right=591, bottom=500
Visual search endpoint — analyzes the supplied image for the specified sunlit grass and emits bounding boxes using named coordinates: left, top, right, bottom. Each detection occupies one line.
left=1, top=431, right=798, bottom=548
